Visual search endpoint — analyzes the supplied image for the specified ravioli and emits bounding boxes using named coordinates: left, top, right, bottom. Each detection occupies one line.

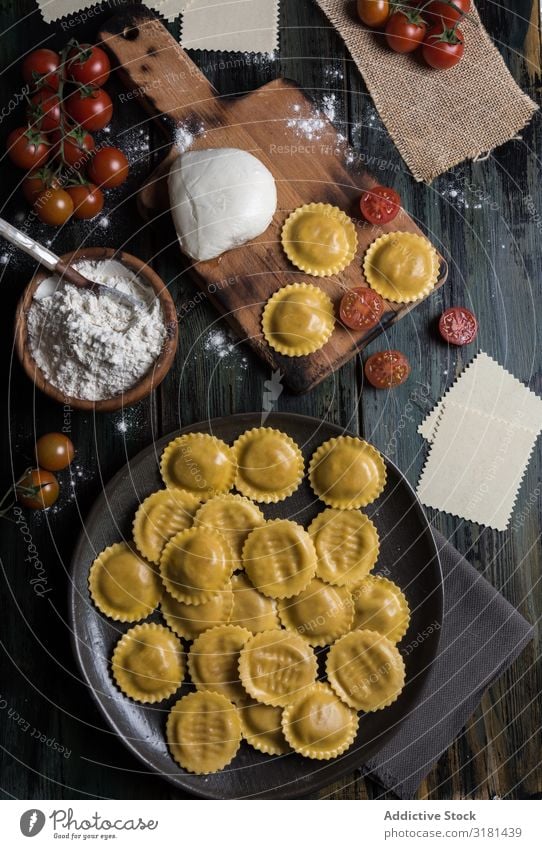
left=262, top=283, right=335, bottom=356
left=89, top=542, right=162, bottom=622
left=238, top=629, right=317, bottom=707
left=308, top=509, right=380, bottom=586
left=243, top=519, right=317, bottom=599
left=278, top=578, right=354, bottom=646
left=282, top=203, right=357, bottom=277
left=309, top=436, right=386, bottom=509
left=111, top=622, right=185, bottom=703
left=282, top=683, right=358, bottom=760
left=351, top=575, right=410, bottom=643
left=233, top=427, right=304, bottom=503
left=363, top=232, right=439, bottom=303
left=188, top=624, right=252, bottom=704
left=160, top=433, right=236, bottom=500
left=326, top=629, right=405, bottom=711
left=160, top=582, right=233, bottom=640
left=195, top=494, right=265, bottom=563
left=166, top=691, right=242, bottom=774
left=160, top=527, right=233, bottom=605
left=133, top=489, right=199, bottom=564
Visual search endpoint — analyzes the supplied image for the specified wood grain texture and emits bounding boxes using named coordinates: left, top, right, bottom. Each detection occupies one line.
left=0, top=0, right=540, bottom=802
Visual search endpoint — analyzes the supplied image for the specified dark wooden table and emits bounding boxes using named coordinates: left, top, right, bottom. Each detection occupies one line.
left=0, top=0, right=540, bottom=801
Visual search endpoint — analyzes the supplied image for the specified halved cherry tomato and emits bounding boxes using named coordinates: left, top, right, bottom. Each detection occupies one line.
left=7, top=127, right=50, bottom=170
left=425, top=1, right=470, bottom=26
left=35, top=187, right=74, bottom=226
left=28, top=89, right=61, bottom=132
left=422, top=24, right=465, bottom=69
left=385, top=10, right=427, bottom=53
left=67, top=44, right=111, bottom=87
left=438, top=306, right=478, bottom=345
left=360, top=185, right=401, bottom=225
left=66, top=183, right=105, bottom=220
left=22, top=168, right=60, bottom=203
left=51, top=128, right=95, bottom=168
left=16, top=468, right=59, bottom=510
left=365, top=349, right=411, bottom=388
left=87, top=147, right=129, bottom=188
left=65, top=87, right=113, bottom=131
left=35, top=433, right=75, bottom=471
left=357, top=0, right=390, bottom=28
left=340, top=287, right=385, bottom=331
left=22, top=48, right=61, bottom=91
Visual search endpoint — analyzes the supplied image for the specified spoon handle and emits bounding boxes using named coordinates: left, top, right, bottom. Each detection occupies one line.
left=0, top=216, right=60, bottom=270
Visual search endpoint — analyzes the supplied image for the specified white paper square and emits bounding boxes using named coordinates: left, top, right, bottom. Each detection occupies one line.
left=417, top=403, right=539, bottom=531
left=156, top=0, right=194, bottom=22
left=181, top=0, right=279, bottom=53
left=37, top=0, right=176, bottom=24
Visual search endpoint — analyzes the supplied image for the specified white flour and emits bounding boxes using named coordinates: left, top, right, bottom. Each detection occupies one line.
left=27, top=259, right=167, bottom=401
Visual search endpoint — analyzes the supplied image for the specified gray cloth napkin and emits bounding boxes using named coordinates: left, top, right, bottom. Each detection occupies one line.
left=362, top=530, right=534, bottom=798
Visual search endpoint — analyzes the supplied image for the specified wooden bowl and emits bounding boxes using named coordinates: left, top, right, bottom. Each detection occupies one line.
left=14, top=247, right=178, bottom=413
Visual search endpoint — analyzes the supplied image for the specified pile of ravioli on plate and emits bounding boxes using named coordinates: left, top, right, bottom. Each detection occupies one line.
left=88, top=427, right=412, bottom=774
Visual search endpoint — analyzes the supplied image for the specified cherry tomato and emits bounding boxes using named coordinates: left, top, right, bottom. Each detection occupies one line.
left=357, top=0, right=390, bottom=28
left=385, top=10, right=427, bottom=53
left=87, top=147, right=129, bottom=188
left=35, top=187, right=74, bottom=226
left=422, top=24, right=465, bottom=70
left=36, top=432, right=75, bottom=471
left=66, top=87, right=113, bottom=131
left=425, top=0, right=470, bottom=26
left=66, top=183, right=104, bottom=219
left=28, top=89, right=62, bottom=132
left=438, top=306, right=478, bottom=346
left=340, top=287, right=385, bottom=331
left=67, top=44, right=111, bottom=87
left=22, top=169, right=60, bottom=203
left=51, top=128, right=95, bottom=168
left=365, top=350, right=411, bottom=388
left=22, top=48, right=61, bottom=91
left=7, top=127, right=50, bottom=170
left=360, top=185, right=401, bottom=225
left=16, top=468, right=59, bottom=510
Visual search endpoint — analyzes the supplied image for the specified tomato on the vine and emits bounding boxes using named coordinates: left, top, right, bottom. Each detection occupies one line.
left=51, top=127, right=95, bottom=167
left=28, top=89, right=62, bottom=132
left=360, top=185, right=401, bottom=225
left=356, top=0, right=390, bottom=28
left=35, top=433, right=75, bottom=471
left=67, top=44, right=111, bottom=87
left=65, top=87, right=113, bottom=131
left=340, top=287, right=385, bottom=332
left=66, top=183, right=104, bottom=219
left=22, top=168, right=59, bottom=203
left=385, top=10, right=427, bottom=53
left=22, top=49, right=61, bottom=91
left=422, top=24, right=465, bottom=69
left=87, top=147, right=129, bottom=188
left=365, top=350, right=411, bottom=388
left=34, top=187, right=74, bottom=225
left=7, top=127, right=50, bottom=170
left=16, top=468, right=59, bottom=510
left=425, top=0, right=470, bottom=26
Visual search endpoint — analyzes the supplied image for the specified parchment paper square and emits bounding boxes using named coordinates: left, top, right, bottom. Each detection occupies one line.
left=181, top=0, right=279, bottom=53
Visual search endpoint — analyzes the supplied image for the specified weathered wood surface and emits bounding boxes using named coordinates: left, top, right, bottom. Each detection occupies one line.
left=0, top=0, right=540, bottom=800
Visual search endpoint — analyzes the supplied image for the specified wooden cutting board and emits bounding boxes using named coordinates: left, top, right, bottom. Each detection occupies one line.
left=100, top=7, right=447, bottom=393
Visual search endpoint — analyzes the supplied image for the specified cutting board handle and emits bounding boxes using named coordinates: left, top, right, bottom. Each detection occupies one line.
left=99, top=5, right=219, bottom=137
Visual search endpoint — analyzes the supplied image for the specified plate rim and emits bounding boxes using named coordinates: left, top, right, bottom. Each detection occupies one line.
left=69, top=411, right=443, bottom=799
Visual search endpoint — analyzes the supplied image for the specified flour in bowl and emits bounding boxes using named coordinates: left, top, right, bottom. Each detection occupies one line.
left=27, top=259, right=167, bottom=401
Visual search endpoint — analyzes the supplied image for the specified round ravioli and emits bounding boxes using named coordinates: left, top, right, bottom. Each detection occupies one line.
left=166, top=690, right=242, bottom=774
left=239, top=629, right=317, bottom=707
left=111, top=622, right=185, bottom=704
left=160, top=527, right=233, bottom=605
left=160, top=433, right=236, bottom=500
left=194, top=494, right=265, bottom=563
left=278, top=578, right=354, bottom=646
left=188, top=624, right=252, bottom=704
left=363, top=232, right=439, bottom=303
left=89, top=542, right=162, bottom=623
left=262, top=283, right=335, bottom=356
left=326, top=629, right=405, bottom=712
left=133, top=489, right=199, bottom=564
left=351, top=575, right=410, bottom=643
left=281, top=203, right=357, bottom=277
left=308, top=509, right=380, bottom=586
left=230, top=572, right=280, bottom=634
left=161, top=583, right=233, bottom=641
left=239, top=699, right=290, bottom=756
left=309, top=436, right=386, bottom=509
left=282, top=683, right=358, bottom=760
left=233, top=428, right=304, bottom=503
left=242, top=519, right=317, bottom=599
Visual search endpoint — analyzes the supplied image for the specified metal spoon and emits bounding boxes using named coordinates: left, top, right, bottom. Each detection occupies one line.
left=0, top=217, right=142, bottom=310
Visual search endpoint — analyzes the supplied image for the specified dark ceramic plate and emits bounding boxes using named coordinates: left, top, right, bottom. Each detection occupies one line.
left=70, top=412, right=442, bottom=799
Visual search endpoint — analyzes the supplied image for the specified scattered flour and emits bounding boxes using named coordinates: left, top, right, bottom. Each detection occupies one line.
left=27, top=259, right=166, bottom=401
left=174, top=119, right=206, bottom=154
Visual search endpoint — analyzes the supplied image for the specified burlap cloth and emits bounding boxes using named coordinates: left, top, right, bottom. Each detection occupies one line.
left=315, top=0, right=538, bottom=182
